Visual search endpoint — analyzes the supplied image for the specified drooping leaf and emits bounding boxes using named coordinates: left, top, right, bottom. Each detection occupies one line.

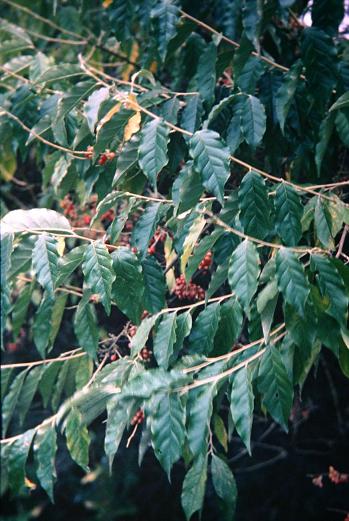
left=189, top=129, right=230, bottom=204
left=187, top=384, right=216, bottom=457
left=33, top=293, right=55, bottom=358
left=241, top=94, right=266, bottom=147
left=230, top=366, right=254, bottom=453
left=32, top=235, right=59, bottom=296
left=188, top=302, right=220, bottom=355
left=2, top=369, right=28, bottom=436
left=274, top=183, right=303, bottom=246
left=275, top=247, right=310, bottom=317
left=181, top=453, right=208, bottom=521
left=151, top=0, right=180, bottom=61
left=104, top=396, right=133, bottom=470
left=82, top=241, right=115, bottom=314
left=151, top=392, right=186, bottom=479
left=138, top=119, right=170, bottom=188
left=1, top=208, right=71, bottom=235
left=211, top=454, right=238, bottom=521
left=153, top=312, right=177, bottom=369
left=130, top=315, right=158, bottom=356
left=131, top=202, right=168, bottom=258
left=8, top=428, right=35, bottom=494
left=65, top=407, right=90, bottom=472
left=275, top=61, right=303, bottom=132
left=111, top=247, right=144, bottom=324
left=34, top=425, right=57, bottom=501
left=172, top=161, right=204, bottom=214
left=258, top=345, right=293, bottom=430
left=17, top=366, right=43, bottom=426
left=194, top=41, right=217, bottom=108
left=142, top=255, right=166, bottom=313
left=228, top=240, right=260, bottom=313
left=214, top=297, right=243, bottom=354
left=84, top=87, right=109, bottom=133
left=238, top=170, right=271, bottom=239
left=56, top=245, right=86, bottom=286
left=74, top=293, right=99, bottom=359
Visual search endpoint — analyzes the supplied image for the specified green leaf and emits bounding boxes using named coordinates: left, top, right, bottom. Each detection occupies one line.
left=311, top=254, right=348, bottom=327
left=8, top=428, right=35, bottom=494
left=35, top=64, right=82, bottom=84
left=17, top=366, right=43, bottom=426
left=207, top=261, right=229, bottom=299
left=226, top=94, right=246, bottom=153
left=56, top=245, right=86, bottom=286
left=329, top=91, right=349, bottom=112
left=213, top=414, right=228, bottom=452
left=38, top=362, right=60, bottom=408
left=130, top=315, right=158, bottom=356
left=211, top=454, right=237, bottom=520
left=274, top=183, right=303, bottom=246
left=84, top=87, right=109, bottom=133
left=238, top=171, right=271, bottom=239
left=151, top=392, right=186, bottom=479
left=194, top=41, right=217, bottom=108
left=275, top=61, right=302, bottom=132
left=275, top=248, right=310, bottom=317
left=131, top=202, right=167, bottom=258
left=188, top=303, right=220, bottom=355
left=228, top=240, right=260, bottom=313
left=214, top=297, right=243, bottom=354
left=94, top=106, right=133, bottom=154
left=258, top=345, right=293, bottom=430
left=142, top=256, right=166, bottom=313
left=113, top=134, right=140, bottom=186
left=181, top=214, right=206, bottom=277
left=82, top=241, right=115, bottom=314
left=51, top=361, right=70, bottom=411
left=335, top=109, right=349, bottom=147
left=186, top=229, right=222, bottom=281
left=241, top=94, right=266, bottom=147
left=1, top=367, right=13, bottom=398
left=138, top=119, right=170, bottom=188
left=314, top=197, right=334, bottom=249
left=180, top=94, right=203, bottom=136
left=50, top=293, right=68, bottom=345
left=242, top=0, right=262, bottom=49
left=315, top=113, right=335, bottom=175
left=189, top=129, right=230, bottom=204
left=172, top=161, right=204, bottom=214
left=172, top=310, right=192, bottom=362
left=111, top=247, right=144, bottom=324
left=34, top=425, right=57, bottom=501
left=33, top=292, right=54, bottom=357
left=104, top=396, right=133, bottom=470
left=32, top=235, right=59, bottom=296
left=65, top=408, right=90, bottom=471
left=187, top=384, right=215, bottom=457
left=151, top=0, right=179, bottom=61
left=91, top=191, right=124, bottom=226
left=2, top=369, right=28, bottom=436
left=1, top=232, right=13, bottom=342
left=1, top=208, right=71, bottom=234
left=56, top=81, right=95, bottom=123
left=153, top=312, right=177, bottom=369
left=181, top=453, right=208, bottom=521
left=237, top=56, right=265, bottom=94
left=230, top=366, right=254, bottom=453
left=74, top=294, right=99, bottom=359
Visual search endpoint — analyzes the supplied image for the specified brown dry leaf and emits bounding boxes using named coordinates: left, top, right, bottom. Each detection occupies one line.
left=124, top=111, right=141, bottom=141
left=102, top=0, right=113, bottom=7
left=96, top=101, right=121, bottom=134
left=121, top=41, right=139, bottom=81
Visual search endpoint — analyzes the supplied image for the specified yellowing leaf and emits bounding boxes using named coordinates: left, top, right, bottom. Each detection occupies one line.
left=57, top=237, right=65, bottom=256
left=181, top=216, right=206, bottom=278
left=0, top=146, right=16, bottom=181
left=96, top=101, right=121, bottom=133
left=124, top=111, right=141, bottom=141
left=164, top=235, right=176, bottom=291
left=25, top=476, right=37, bottom=490
left=102, top=0, right=113, bottom=7
left=121, top=42, right=139, bottom=81
left=150, top=61, right=158, bottom=74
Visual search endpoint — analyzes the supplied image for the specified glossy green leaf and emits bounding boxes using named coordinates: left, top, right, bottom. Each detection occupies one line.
left=153, top=312, right=177, bottom=369
left=82, top=241, right=115, bottom=314
left=238, top=171, right=271, bottom=239
left=151, top=0, right=179, bottom=61
left=8, top=428, right=35, bottom=494
left=187, top=384, right=215, bottom=457
left=275, top=61, right=302, bottom=132
left=131, top=202, right=167, bottom=258
left=241, top=94, right=266, bottom=147
left=211, top=454, right=237, bottom=520
left=2, top=369, right=28, bottom=436
left=228, top=240, right=260, bottom=313
left=188, top=302, right=220, bottom=355
left=65, top=408, right=90, bottom=472
left=34, top=425, right=57, bottom=501
left=139, top=119, right=170, bottom=188
left=74, top=294, right=99, bottom=359
left=194, top=41, right=217, bottom=107
left=181, top=453, right=208, bottom=521
left=142, top=255, right=166, bottom=313
left=230, top=366, right=254, bottom=453
left=275, top=248, right=310, bottom=317
left=274, top=183, right=303, bottom=246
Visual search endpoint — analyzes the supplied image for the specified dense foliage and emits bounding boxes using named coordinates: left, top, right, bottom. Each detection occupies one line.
left=1, top=0, right=348, bottom=519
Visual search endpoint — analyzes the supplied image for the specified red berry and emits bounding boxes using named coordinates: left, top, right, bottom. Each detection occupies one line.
left=148, top=245, right=156, bottom=255
left=98, top=154, right=108, bottom=165
left=110, top=353, right=118, bottom=362
left=83, top=214, right=91, bottom=225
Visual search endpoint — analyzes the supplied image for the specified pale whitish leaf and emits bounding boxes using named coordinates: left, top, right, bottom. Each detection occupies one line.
left=275, top=247, right=310, bottom=317
left=34, top=425, right=57, bottom=501
left=187, top=384, right=216, bottom=457
left=180, top=94, right=203, bottom=136
left=122, top=368, right=189, bottom=399
left=314, top=197, right=334, bottom=248
left=181, top=453, right=208, bottom=521
left=84, top=87, right=109, bottom=133
left=153, top=312, right=177, bottom=369
left=33, top=293, right=54, bottom=358
left=258, top=345, right=293, bottom=430
left=105, top=396, right=134, bottom=470
left=65, top=408, right=90, bottom=471
left=228, top=240, right=260, bottom=313
left=275, top=61, right=303, bottom=132
left=1, top=208, right=71, bottom=234
left=211, top=454, right=237, bottom=520
left=172, top=161, right=204, bottom=214
left=32, top=235, right=59, bottom=296
left=17, top=366, right=43, bottom=426
left=188, top=302, right=220, bottom=355
left=274, top=183, right=303, bottom=246
left=130, top=315, right=158, bottom=356
left=138, top=119, right=170, bottom=188
left=131, top=202, right=168, bottom=258
left=238, top=171, right=271, bottom=239
left=74, top=294, right=99, bottom=359
left=111, top=247, right=144, bottom=324
left=214, top=297, right=243, bottom=354
left=311, top=254, right=348, bottom=327
left=181, top=215, right=206, bottom=277
left=56, top=244, right=86, bottom=286
left=8, top=428, right=35, bottom=494
left=189, top=129, right=230, bottom=204
left=2, top=369, right=28, bottom=436
left=241, top=94, right=266, bottom=147
left=151, top=392, right=186, bottom=479
left=142, top=256, right=166, bottom=314
left=194, top=41, right=217, bottom=107
left=1, top=232, right=13, bottom=342
left=230, top=366, right=254, bottom=453
left=151, top=0, right=180, bottom=61
left=82, top=241, right=115, bottom=314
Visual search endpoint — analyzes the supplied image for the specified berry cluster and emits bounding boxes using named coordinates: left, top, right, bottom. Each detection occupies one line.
left=130, top=409, right=144, bottom=426
left=311, top=466, right=349, bottom=488
left=173, top=274, right=205, bottom=301
left=148, top=228, right=167, bottom=255
left=97, top=343, right=121, bottom=363
left=100, top=209, right=115, bottom=223
left=198, top=251, right=212, bottom=271
left=84, top=146, right=116, bottom=165
left=60, top=195, right=98, bottom=228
